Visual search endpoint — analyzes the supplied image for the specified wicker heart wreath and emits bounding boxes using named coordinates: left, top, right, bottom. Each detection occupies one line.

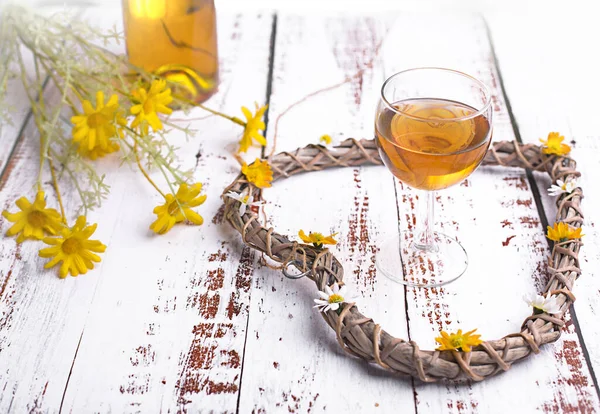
left=222, top=139, right=582, bottom=382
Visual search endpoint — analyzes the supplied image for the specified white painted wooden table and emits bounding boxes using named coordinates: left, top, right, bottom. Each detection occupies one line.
left=1, top=4, right=600, bottom=413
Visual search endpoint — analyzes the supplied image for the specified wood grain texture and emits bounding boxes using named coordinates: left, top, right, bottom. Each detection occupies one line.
left=0, top=4, right=82, bottom=180
left=0, top=46, right=45, bottom=184
left=486, top=10, right=600, bottom=412
left=0, top=86, right=102, bottom=411
left=61, top=10, right=273, bottom=413
left=0, top=7, right=273, bottom=413
left=1, top=6, right=599, bottom=413
left=235, top=12, right=600, bottom=413
left=378, top=13, right=598, bottom=413
left=237, top=15, right=417, bottom=413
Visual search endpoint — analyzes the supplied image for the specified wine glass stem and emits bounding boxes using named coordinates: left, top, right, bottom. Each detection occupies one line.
left=413, top=190, right=438, bottom=253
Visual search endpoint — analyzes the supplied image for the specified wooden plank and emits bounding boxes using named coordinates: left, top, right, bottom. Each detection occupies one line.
left=0, top=79, right=32, bottom=180
left=380, top=13, right=600, bottom=413
left=486, top=9, right=600, bottom=411
left=0, top=7, right=273, bottom=413
left=237, top=12, right=600, bottom=413
left=0, top=48, right=45, bottom=183
left=0, top=9, right=96, bottom=412
left=237, top=14, right=417, bottom=413
left=0, top=5, right=83, bottom=178
left=60, top=9, right=273, bottom=413
left=3, top=7, right=599, bottom=412
left=0, top=96, right=97, bottom=413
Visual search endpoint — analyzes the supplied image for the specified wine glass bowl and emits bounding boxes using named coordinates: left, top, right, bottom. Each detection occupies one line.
left=375, top=68, right=493, bottom=287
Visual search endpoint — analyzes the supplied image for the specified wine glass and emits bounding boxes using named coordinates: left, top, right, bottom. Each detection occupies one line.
left=375, top=67, right=493, bottom=287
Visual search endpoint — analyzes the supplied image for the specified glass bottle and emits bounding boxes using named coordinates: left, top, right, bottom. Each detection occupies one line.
left=122, top=0, right=219, bottom=103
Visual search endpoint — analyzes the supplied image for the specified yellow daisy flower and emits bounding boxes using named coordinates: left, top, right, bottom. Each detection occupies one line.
left=78, top=140, right=121, bottom=160
left=539, top=132, right=571, bottom=156
left=319, top=134, right=332, bottom=145
left=130, top=79, right=173, bottom=135
left=39, top=216, right=106, bottom=278
left=298, top=230, right=338, bottom=248
left=150, top=182, right=207, bottom=235
left=546, top=222, right=583, bottom=242
left=238, top=103, right=268, bottom=153
left=435, top=329, right=482, bottom=352
left=71, top=91, right=126, bottom=158
left=2, top=191, right=63, bottom=243
left=241, top=158, right=273, bottom=189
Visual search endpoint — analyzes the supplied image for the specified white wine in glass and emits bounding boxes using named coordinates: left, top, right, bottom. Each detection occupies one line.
left=375, top=68, right=493, bottom=287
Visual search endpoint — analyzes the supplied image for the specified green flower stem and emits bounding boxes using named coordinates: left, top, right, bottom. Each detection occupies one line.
left=2, top=5, right=222, bottom=219
left=15, top=46, right=47, bottom=191
left=156, top=132, right=180, bottom=164
left=56, top=56, right=242, bottom=127
left=47, top=153, right=67, bottom=223
left=181, top=100, right=245, bottom=126
left=16, top=46, right=84, bottom=216
left=13, top=30, right=90, bottom=102
left=22, top=41, right=186, bottom=206
left=161, top=120, right=195, bottom=133
left=14, top=45, right=39, bottom=117
left=157, top=162, right=180, bottom=202
left=13, top=15, right=244, bottom=128
left=124, top=127, right=184, bottom=184
left=33, top=55, right=47, bottom=192
left=82, top=67, right=244, bottom=128
left=39, top=63, right=79, bottom=114
left=132, top=140, right=166, bottom=198
left=122, top=137, right=185, bottom=218
left=49, top=147, right=90, bottom=216
left=36, top=55, right=87, bottom=119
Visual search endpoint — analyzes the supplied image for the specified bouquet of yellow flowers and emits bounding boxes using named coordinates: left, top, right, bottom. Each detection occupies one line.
left=0, top=5, right=267, bottom=278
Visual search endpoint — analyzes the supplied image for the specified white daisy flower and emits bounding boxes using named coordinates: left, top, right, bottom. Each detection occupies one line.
left=314, top=282, right=350, bottom=312
left=225, top=190, right=263, bottom=216
left=318, top=134, right=340, bottom=147
left=548, top=179, right=578, bottom=197
left=523, top=293, right=562, bottom=314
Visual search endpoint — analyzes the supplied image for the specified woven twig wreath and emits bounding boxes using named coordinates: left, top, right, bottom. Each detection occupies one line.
left=222, top=139, right=583, bottom=382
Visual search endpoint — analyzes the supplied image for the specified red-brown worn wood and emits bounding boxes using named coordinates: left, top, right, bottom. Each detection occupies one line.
left=487, top=9, right=600, bottom=412
left=235, top=12, right=600, bottom=413
left=1, top=5, right=599, bottom=413
left=0, top=7, right=273, bottom=413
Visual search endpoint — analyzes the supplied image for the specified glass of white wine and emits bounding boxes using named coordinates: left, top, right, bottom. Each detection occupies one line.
left=375, top=68, right=493, bottom=287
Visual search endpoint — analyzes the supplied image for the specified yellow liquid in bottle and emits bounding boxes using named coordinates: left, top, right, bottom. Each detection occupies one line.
left=123, top=0, right=219, bottom=103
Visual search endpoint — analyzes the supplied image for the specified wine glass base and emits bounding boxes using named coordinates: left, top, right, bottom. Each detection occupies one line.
left=376, top=233, right=468, bottom=287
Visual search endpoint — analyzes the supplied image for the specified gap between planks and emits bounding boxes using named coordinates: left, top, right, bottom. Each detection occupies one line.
left=235, top=12, right=279, bottom=414
left=258, top=14, right=278, bottom=161
left=1, top=10, right=275, bottom=412
left=0, top=76, right=50, bottom=189
left=234, top=12, right=600, bottom=413
left=2, top=10, right=597, bottom=412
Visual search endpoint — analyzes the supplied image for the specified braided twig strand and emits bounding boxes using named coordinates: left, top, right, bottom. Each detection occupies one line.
left=223, top=139, right=582, bottom=382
